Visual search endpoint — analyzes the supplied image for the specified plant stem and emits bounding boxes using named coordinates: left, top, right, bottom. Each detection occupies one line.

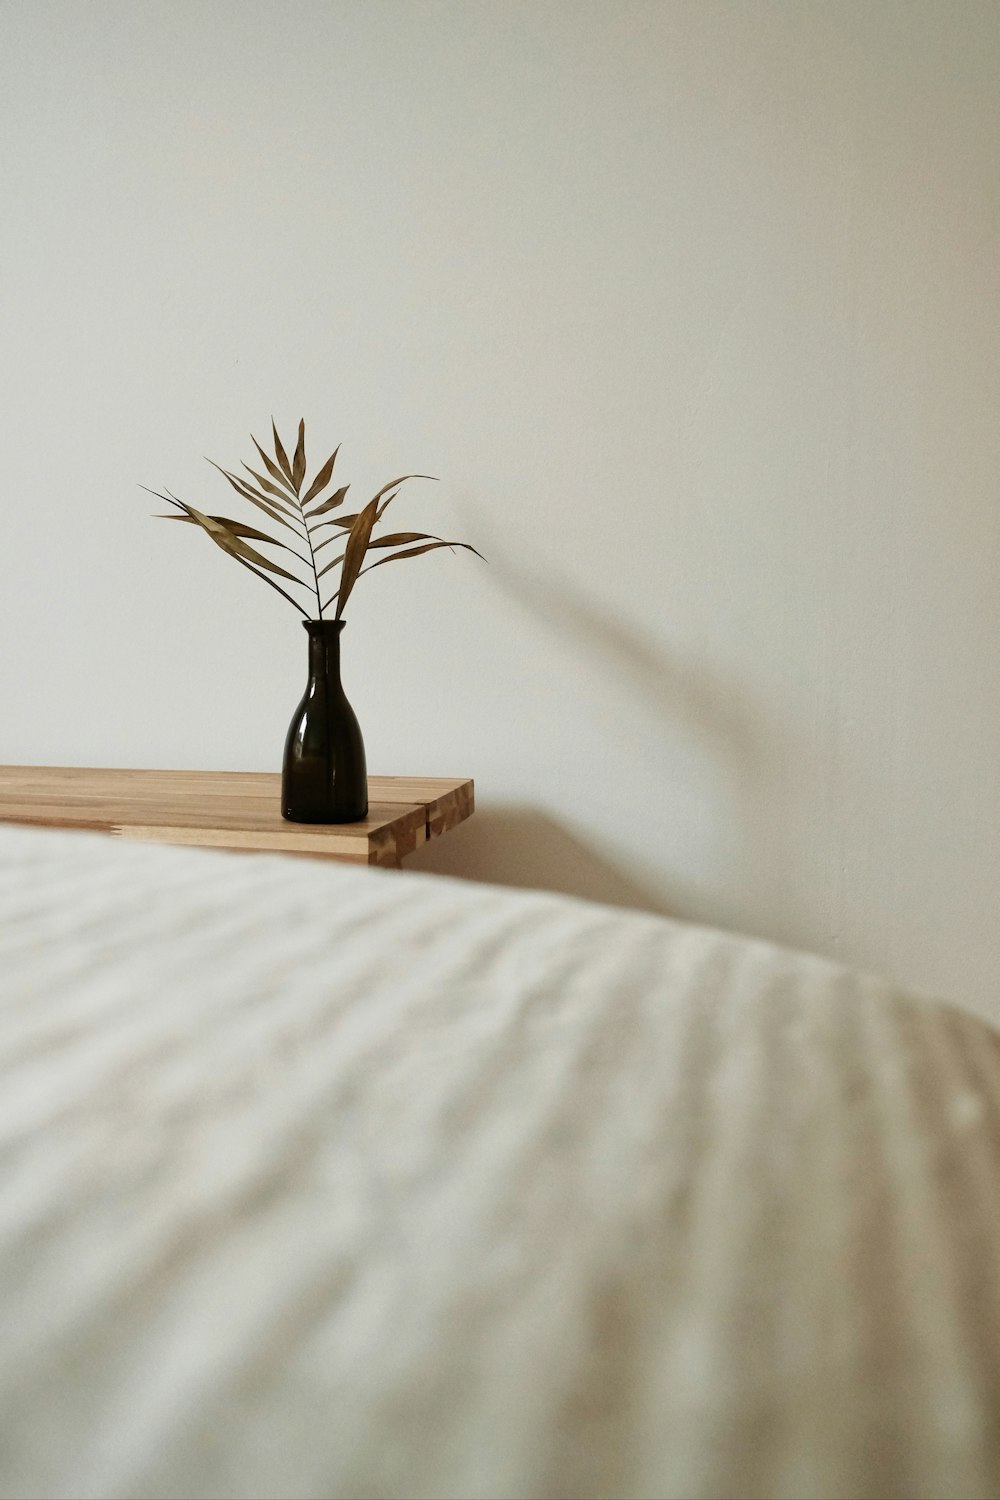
left=231, top=556, right=310, bottom=616
left=297, top=500, right=324, bottom=620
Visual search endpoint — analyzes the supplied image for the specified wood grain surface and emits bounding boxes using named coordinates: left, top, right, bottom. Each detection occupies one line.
left=0, top=766, right=474, bottom=867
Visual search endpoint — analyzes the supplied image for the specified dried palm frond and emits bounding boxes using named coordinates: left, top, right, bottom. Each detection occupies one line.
left=144, top=420, right=483, bottom=619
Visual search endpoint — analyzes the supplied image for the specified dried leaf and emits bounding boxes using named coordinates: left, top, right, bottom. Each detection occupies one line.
left=313, top=516, right=360, bottom=556
left=240, top=463, right=300, bottom=510
left=366, top=531, right=442, bottom=549
left=166, top=497, right=304, bottom=583
left=140, top=485, right=182, bottom=507
left=306, top=484, right=350, bottom=518
left=251, top=436, right=299, bottom=499
left=375, top=491, right=399, bottom=523
left=231, top=556, right=309, bottom=616
left=360, top=540, right=485, bottom=576
left=313, top=511, right=359, bottom=535
left=158, top=513, right=294, bottom=551
left=201, top=520, right=303, bottom=582
left=205, top=460, right=298, bottom=530
left=335, top=497, right=380, bottom=619
left=271, top=419, right=294, bottom=486
left=317, top=550, right=345, bottom=580
left=370, top=473, right=437, bottom=504
left=301, top=444, right=341, bottom=505
left=292, top=419, right=306, bottom=493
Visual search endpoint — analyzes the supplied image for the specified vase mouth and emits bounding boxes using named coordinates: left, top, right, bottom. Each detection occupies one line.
left=303, top=619, right=345, bottom=635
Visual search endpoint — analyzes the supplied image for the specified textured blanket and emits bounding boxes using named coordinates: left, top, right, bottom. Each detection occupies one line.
left=1, top=824, right=999, bottom=1499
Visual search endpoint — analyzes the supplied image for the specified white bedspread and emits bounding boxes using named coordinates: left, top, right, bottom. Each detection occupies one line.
left=1, top=824, right=1000, bottom=1500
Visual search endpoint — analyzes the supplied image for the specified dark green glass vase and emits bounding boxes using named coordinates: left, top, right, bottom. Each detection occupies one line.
left=282, top=621, right=368, bottom=823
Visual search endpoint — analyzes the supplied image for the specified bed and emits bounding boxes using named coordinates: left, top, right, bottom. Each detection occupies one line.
left=1, top=822, right=999, bottom=1500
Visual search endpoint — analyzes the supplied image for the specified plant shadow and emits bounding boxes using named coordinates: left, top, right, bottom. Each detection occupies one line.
left=402, top=511, right=799, bottom=935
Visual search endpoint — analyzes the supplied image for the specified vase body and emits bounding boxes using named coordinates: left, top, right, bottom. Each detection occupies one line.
left=282, top=621, right=368, bottom=823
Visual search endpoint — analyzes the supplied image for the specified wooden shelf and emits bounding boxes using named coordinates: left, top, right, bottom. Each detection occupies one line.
left=0, top=766, right=474, bottom=869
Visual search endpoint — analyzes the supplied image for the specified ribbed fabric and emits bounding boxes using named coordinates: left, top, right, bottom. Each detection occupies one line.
left=1, top=824, right=999, bottom=1500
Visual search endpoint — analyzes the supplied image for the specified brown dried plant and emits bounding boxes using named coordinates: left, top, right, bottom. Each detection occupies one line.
left=142, top=419, right=482, bottom=620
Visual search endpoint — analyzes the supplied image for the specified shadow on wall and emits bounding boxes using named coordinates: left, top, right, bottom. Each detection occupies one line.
left=502, top=563, right=761, bottom=789
left=408, top=513, right=795, bottom=936
left=406, top=804, right=664, bottom=914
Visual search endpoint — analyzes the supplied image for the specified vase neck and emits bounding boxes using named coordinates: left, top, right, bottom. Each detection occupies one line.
left=304, top=620, right=344, bottom=685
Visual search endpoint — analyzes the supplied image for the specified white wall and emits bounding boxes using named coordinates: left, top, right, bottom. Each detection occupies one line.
left=3, top=0, right=1000, bottom=1020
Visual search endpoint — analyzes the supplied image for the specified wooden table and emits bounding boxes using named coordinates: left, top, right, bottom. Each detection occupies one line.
left=0, top=767, right=474, bottom=869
